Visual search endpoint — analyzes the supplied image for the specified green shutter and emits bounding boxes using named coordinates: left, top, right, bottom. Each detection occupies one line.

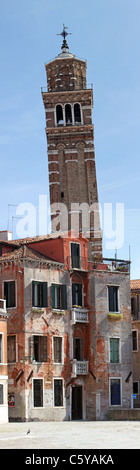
left=52, top=284, right=55, bottom=308
left=72, top=283, right=76, bottom=306
left=41, top=282, right=48, bottom=307
left=110, top=339, right=113, bottom=363
left=62, top=285, right=67, bottom=309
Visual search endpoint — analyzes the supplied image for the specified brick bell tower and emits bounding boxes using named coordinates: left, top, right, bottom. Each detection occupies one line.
left=42, top=25, right=102, bottom=259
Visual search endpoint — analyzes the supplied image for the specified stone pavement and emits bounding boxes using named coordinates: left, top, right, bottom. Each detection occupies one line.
left=0, top=421, right=140, bottom=449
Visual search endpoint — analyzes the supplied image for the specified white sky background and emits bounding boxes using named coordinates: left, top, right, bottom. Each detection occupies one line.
left=0, top=0, right=140, bottom=278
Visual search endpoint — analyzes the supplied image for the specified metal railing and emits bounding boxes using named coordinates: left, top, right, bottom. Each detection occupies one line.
left=67, top=256, right=130, bottom=273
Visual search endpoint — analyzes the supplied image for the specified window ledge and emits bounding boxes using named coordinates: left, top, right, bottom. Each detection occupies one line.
left=52, top=309, right=65, bottom=315
left=107, top=313, right=122, bottom=319
left=31, top=307, right=44, bottom=313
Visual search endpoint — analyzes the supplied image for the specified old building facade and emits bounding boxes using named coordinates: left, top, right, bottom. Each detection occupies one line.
left=0, top=233, right=132, bottom=421
left=0, top=295, right=9, bottom=422
left=131, top=279, right=140, bottom=408
left=0, top=28, right=133, bottom=421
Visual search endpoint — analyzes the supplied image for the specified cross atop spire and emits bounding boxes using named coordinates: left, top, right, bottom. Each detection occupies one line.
left=57, top=24, right=72, bottom=51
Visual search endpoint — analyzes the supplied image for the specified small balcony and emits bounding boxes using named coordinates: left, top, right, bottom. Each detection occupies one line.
left=0, top=299, right=7, bottom=317
left=67, top=256, right=88, bottom=271
left=72, top=359, right=89, bottom=377
left=71, top=307, right=89, bottom=324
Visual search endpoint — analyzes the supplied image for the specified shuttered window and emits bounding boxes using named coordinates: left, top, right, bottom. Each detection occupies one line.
left=108, top=286, right=119, bottom=312
left=71, top=243, right=80, bottom=269
left=0, top=384, right=3, bottom=405
left=110, top=338, right=119, bottom=363
left=51, top=284, right=67, bottom=310
left=33, top=379, right=43, bottom=407
left=73, top=337, right=83, bottom=361
left=33, top=336, right=47, bottom=362
left=72, top=283, right=82, bottom=307
left=32, top=281, right=47, bottom=308
left=4, top=281, right=15, bottom=308
left=53, top=337, right=62, bottom=363
left=8, top=335, right=16, bottom=363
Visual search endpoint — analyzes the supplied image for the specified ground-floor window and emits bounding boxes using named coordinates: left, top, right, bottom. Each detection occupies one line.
left=133, top=382, right=139, bottom=394
left=0, top=384, right=3, bottom=404
left=54, top=379, right=63, bottom=407
left=33, top=379, right=43, bottom=407
left=110, top=378, right=121, bottom=405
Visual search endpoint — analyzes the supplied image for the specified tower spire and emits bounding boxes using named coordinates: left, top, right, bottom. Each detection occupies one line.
left=57, top=24, right=72, bottom=52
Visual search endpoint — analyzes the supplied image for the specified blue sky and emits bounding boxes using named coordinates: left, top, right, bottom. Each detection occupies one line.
left=0, top=0, right=140, bottom=279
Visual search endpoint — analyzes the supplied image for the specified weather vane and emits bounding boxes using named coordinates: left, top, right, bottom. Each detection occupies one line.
left=57, top=24, right=72, bottom=50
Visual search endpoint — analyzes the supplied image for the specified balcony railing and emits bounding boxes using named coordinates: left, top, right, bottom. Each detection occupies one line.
left=67, top=257, right=130, bottom=273
left=71, top=307, right=89, bottom=324
left=89, top=258, right=131, bottom=273
left=72, top=359, right=89, bottom=377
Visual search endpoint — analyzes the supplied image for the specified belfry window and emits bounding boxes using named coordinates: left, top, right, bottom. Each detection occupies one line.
left=65, top=104, right=72, bottom=125
left=56, top=105, right=64, bottom=125
left=74, top=103, right=81, bottom=124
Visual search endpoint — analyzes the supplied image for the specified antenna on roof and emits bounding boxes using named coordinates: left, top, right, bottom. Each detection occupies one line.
left=7, top=204, right=18, bottom=231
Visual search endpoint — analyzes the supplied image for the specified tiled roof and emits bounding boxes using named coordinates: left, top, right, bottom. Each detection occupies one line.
left=0, top=245, right=63, bottom=264
left=130, top=279, right=140, bottom=290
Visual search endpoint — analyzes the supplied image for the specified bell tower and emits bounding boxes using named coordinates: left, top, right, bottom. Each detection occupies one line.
left=42, top=26, right=102, bottom=259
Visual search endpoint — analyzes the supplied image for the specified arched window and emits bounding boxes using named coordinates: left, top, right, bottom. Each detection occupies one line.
left=56, top=105, right=64, bottom=126
left=74, top=103, right=81, bottom=124
left=65, top=104, right=72, bottom=125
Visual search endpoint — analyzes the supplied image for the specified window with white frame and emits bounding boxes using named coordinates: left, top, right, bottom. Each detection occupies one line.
left=110, top=378, right=121, bottom=406
left=7, top=335, right=16, bottom=363
left=33, top=336, right=47, bottom=363
left=32, top=281, right=48, bottom=308
left=4, top=281, right=16, bottom=308
left=53, top=337, right=62, bottom=363
left=108, top=286, right=119, bottom=313
left=54, top=379, right=63, bottom=407
left=110, top=338, right=119, bottom=363
left=0, top=384, right=3, bottom=405
left=33, top=378, right=43, bottom=407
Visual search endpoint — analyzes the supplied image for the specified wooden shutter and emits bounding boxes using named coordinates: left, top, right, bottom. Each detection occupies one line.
left=62, top=285, right=67, bottom=309
left=41, top=282, right=48, bottom=307
left=40, top=336, right=47, bottom=362
left=52, top=284, right=55, bottom=308
left=110, top=338, right=113, bottom=363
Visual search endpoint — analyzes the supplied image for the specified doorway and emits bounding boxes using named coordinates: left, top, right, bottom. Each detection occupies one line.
left=72, top=386, right=83, bottom=420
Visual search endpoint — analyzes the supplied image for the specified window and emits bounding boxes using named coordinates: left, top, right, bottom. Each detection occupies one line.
left=52, top=284, right=67, bottom=310
left=110, top=378, right=121, bottom=405
left=73, top=338, right=83, bottom=361
left=74, top=103, right=81, bottom=124
left=4, top=281, right=15, bottom=308
left=33, top=379, right=43, bottom=407
left=71, top=243, right=81, bottom=269
left=110, top=338, right=119, bottom=363
left=56, top=105, right=64, bottom=125
left=72, top=283, right=82, bottom=307
left=65, top=104, right=72, bottom=125
left=132, top=330, right=138, bottom=351
left=8, top=335, right=16, bottom=363
left=53, top=337, right=62, bottom=363
left=0, top=384, right=3, bottom=405
left=0, top=335, right=3, bottom=363
left=54, top=379, right=63, bottom=407
left=133, top=382, right=139, bottom=394
left=33, top=336, right=47, bottom=362
left=32, top=281, right=47, bottom=308
left=108, top=286, right=119, bottom=312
